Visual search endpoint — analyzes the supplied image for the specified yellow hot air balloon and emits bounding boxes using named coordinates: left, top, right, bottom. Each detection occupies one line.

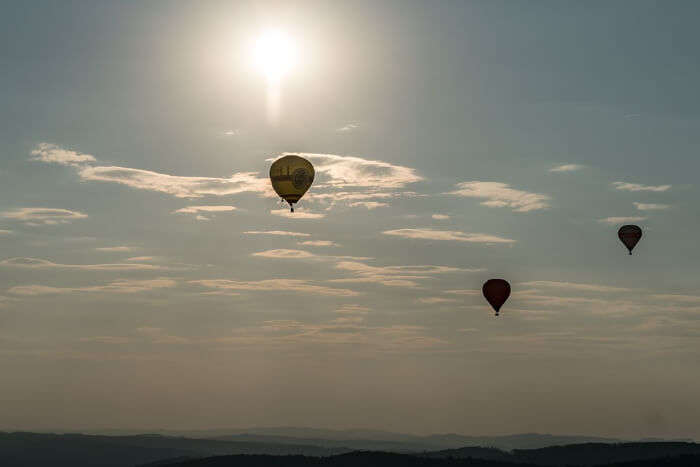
left=269, top=154, right=315, bottom=212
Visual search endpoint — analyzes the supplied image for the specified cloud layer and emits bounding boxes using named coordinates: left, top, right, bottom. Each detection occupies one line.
left=613, top=181, right=671, bottom=192
left=1, top=208, right=88, bottom=225
left=383, top=228, right=515, bottom=244
left=449, top=181, right=550, bottom=212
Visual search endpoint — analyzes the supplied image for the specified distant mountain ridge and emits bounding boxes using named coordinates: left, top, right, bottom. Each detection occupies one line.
left=81, top=427, right=630, bottom=451
left=2, top=431, right=700, bottom=467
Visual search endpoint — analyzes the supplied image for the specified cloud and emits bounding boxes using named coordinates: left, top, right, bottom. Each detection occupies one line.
left=612, top=181, right=671, bottom=192
left=444, top=289, right=480, bottom=295
left=520, top=280, right=632, bottom=293
left=30, top=142, right=96, bottom=166
left=95, top=246, right=135, bottom=252
left=298, top=240, right=338, bottom=247
left=336, top=122, right=359, bottom=132
left=634, top=202, right=670, bottom=211
left=126, top=256, right=156, bottom=262
left=310, top=192, right=395, bottom=202
left=244, top=230, right=311, bottom=237
left=449, top=181, right=550, bottom=212
left=8, top=278, right=177, bottom=296
left=79, top=336, right=132, bottom=344
left=78, top=165, right=268, bottom=198
left=382, top=228, right=515, bottom=244
left=432, top=214, right=450, bottom=220
left=270, top=209, right=325, bottom=219
left=299, top=153, right=423, bottom=189
left=0, top=257, right=166, bottom=271
left=335, top=304, right=371, bottom=314
left=191, top=279, right=360, bottom=297
left=0, top=230, right=13, bottom=235
left=251, top=249, right=317, bottom=259
left=174, top=205, right=237, bottom=214
left=549, top=164, right=584, bottom=173
left=330, top=260, right=477, bottom=288
left=418, top=297, right=458, bottom=304
left=348, top=201, right=388, bottom=209
left=650, top=294, right=700, bottom=304
left=223, top=129, right=241, bottom=136
left=598, top=216, right=647, bottom=225
left=1, top=207, right=88, bottom=225
left=135, top=327, right=190, bottom=344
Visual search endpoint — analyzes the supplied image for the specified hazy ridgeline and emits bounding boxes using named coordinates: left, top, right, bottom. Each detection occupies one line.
left=1, top=432, right=700, bottom=467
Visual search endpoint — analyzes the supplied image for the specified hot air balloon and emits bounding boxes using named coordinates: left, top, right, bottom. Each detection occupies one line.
left=269, top=155, right=315, bottom=212
left=482, top=279, right=510, bottom=316
left=618, top=224, right=642, bottom=255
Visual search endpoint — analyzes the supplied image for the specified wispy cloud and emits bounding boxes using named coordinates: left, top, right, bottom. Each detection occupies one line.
left=650, top=294, right=700, bottom=304
left=191, top=279, right=360, bottom=297
left=1, top=207, right=88, bottom=225
left=598, top=216, right=647, bottom=225
left=125, top=256, right=156, bottom=262
left=613, top=181, right=671, bottom=192
left=444, top=289, right=480, bottom=295
left=418, top=297, right=457, bottom=304
left=634, top=202, right=670, bottom=211
left=32, top=144, right=270, bottom=199
left=335, top=304, right=371, bottom=314
left=298, top=240, right=338, bottom=247
left=348, top=201, right=388, bottom=209
left=0, top=229, right=13, bottom=235
left=30, top=142, right=96, bottom=166
left=330, top=260, right=476, bottom=288
left=0, top=257, right=167, bottom=271
left=299, top=153, right=423, bottom=189
left=78, top=166, right=268, bottom=198
left=8, top=278, right=177, bottom=296
left=270, top=209, right=325, bottom=219
left=549, top=164, right=584, bottom=173
left=520, top=280, right=632, bottom=293
left=251, top=249, right=317, bottom=259
left=449, top=181, right=550, bottom=212
left=244, top=230, right=311, bottom=237
left=383, top=228, right=515, bottom=244
left=95, top=246, right=136, bottom=252
left=432, top=214, right=450, bottom=220
left=174, top=205, right=237, bottom=214
left=79, top=336, right=132, bottom=344
left=336, top=122, right=359, bottom=133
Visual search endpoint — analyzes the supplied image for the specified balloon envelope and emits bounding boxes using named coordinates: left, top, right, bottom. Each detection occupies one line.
left=482, top=279, right=511, bottom=316
left=270, top=155, right=315, bottom=212
left=618, top=224, right=642, bottom=255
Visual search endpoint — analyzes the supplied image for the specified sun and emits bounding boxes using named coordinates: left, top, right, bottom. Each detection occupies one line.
left=253, top=29, right=298, bottom=83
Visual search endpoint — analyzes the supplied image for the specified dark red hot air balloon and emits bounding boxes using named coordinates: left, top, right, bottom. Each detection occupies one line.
left=618, top=225, right=642, bottom=255
left=482, top=279, right=511, bottom=316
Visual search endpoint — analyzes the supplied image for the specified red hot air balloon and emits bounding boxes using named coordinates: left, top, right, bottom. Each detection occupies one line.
left=618, top=225, right=642, bottom=255
left=482, top=279, right=511, bottom=316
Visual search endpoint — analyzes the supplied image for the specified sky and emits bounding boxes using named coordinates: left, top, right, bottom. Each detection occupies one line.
left=1, top=0, right=700, bottom=439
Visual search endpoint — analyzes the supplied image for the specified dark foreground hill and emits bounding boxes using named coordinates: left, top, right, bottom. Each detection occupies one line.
left=147, top=451, right=700, bottom=467
left=428, top=442, right=700, bottom=466
left=0, top=432, right=346, bottom=467
left=2, top=432, right=699, bottom=467
left=141, top=451, right=540, bottom=467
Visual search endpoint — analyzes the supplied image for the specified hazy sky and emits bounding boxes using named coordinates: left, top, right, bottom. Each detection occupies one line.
left=1, top=0, right=699, bottom=439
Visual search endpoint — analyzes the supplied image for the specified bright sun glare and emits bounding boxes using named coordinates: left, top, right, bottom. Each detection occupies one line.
left=253, top=29, right=297, bottom=83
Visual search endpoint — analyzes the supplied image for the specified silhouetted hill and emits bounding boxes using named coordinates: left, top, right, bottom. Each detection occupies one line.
left=210, top=431, right=624, bottom=452
left=142, top=452, right=700, bottom=467
left=0, top=432, right=347, bottom=467
left=511, top=442, right=700, bottom=466
left=142, top=451, right=540, bottom=467
left=428, top=442, right=700, bottom=466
